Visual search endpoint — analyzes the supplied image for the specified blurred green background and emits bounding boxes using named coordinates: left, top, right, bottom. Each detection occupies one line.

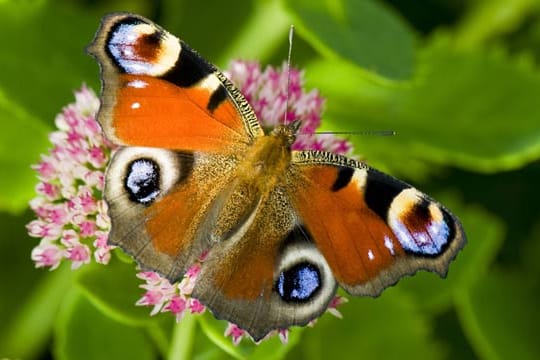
left=1, top=0, right=540, bottom=359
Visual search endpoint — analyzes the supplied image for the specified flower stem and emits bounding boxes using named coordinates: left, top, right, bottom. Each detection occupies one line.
left=147, top=323, right=170, bottom=358
left=167, top=313, right=197, bottom=360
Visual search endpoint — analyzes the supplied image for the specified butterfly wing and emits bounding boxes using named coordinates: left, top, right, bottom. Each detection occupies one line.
left=187, top=149, right=465, bottom=341
left=87, top=13, right=263, bottom=279
left=191, top=184, right=338, bottom=341
left=105, top=147, right=244, bottom=280
left=290, top=151, right=466, bottom=296
left=87, top=12, right=263, bottom=152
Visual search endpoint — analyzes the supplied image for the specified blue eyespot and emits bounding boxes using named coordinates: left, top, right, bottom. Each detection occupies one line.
left=125, top=158, right=160, bottom=205
left=276, top=262, right=321, bottom=303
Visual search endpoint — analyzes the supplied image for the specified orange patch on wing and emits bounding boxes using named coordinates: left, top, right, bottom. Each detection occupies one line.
left=213, top=240, right=277, bottom=300
left=293, top=166, right=404, bottom=287
left=113, top=74, right=247, bottom=151
left=144, top=182, right=203, bottom=256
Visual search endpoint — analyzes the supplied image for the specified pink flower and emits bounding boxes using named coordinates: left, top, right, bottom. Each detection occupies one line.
left=278, top=329, right=289, bottom=344
left=28, top=62, right=352, bottom=345
left=27, top=85, right=116, bottom=268
left=136, top=290, right=166, bottom=315
left=188, top=298, right=205, bottom=314
left=31, top=244, right=63, bottom=270
left=162, top=295, right=187, bottom=321
left=225, top=60, right=352, bottom=155
left=135, top=262, right=205, bottom=318
left=327, top=295, right=349, bottom=319
left=225, top=323, right=247, bottom=346
left=66, top=243, right=91, bottom=269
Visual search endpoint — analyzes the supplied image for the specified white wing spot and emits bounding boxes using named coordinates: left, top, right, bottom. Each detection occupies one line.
left=131, top=102, right=141, bottom=109
left=197, top=74, right=221, bottom=92
left=367, top=249, right=375, bottom=261
left=384, top=236, right=395, bottom=255
left=352, top=168, right=367, bottom=190
left=127, top=80, right=148, bottom=89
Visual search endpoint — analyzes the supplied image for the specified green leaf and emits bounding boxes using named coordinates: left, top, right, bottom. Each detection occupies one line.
left=521, top=217, right=540, bottom=276
left=288, top=289, right=444, bottom=360
left=0, top=253, right=73, bottom=359
left=198, top=313, right=245, bottom=359
left=55, top=290, right=156, bottom=360
left=249, top=328, right=302, bottom=360
left=191, top=319, right=239, bottom=360
left=456, top=270, right=540, bottom=360
left=399, top=194, right=504, bottom=313
left=454, top=0, right=540, bottom=48
left=0, top=89, right=50, bottom=213
left=283, top=0, right=416, bottom=80
left=0, top=1, right=100, bottom=123
left=198, top=312, right=301, bottom=360
left=215, top=0, right=291, bottom=67
left=75, top=256, right=157, bottom=326
left=307, top=35, right=540, bottom=173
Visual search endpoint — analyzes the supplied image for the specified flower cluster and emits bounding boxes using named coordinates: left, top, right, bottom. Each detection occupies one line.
left=224, top=296, right=348, bottom=345
left=27, top=61, right=351, bottom=344
left=27, top=86, right=115, bottom=270
left=225, top=61, right=352, bottom=154
left=136, top=260, right=206, bottom=320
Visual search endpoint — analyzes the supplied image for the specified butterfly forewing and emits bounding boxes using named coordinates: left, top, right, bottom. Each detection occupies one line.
left=87, top=12, right=262, bottom=152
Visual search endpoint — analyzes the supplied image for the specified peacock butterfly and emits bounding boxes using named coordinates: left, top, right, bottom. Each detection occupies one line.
left=87, top=13, right=466, bottom=341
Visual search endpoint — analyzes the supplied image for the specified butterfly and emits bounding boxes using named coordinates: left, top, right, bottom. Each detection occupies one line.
left=87, top=12, right=466, bottom=341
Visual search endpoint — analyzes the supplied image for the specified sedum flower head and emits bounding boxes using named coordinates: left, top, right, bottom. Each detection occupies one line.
left=27, top=85, right=115, bottom=270
left=27, top=61, right=350, bottom=344
left=226, top=60, right=352, bottom=154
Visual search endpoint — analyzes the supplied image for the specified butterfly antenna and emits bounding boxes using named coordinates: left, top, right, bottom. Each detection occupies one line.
left=313, top=130, right=397, bottom=136
left=283, top=25, right=295, bottom=128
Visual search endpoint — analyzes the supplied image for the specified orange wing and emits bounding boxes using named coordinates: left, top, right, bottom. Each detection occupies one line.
left=87, top=12, right=262, bottom=152
left=291, top=151, right=466, bottom=296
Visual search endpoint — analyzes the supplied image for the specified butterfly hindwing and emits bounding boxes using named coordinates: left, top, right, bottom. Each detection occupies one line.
left=290, top=151, right=466, bottom=296
left=87, top=12, right=263, bottom=152
left=191, top=186, right=337, bottom=341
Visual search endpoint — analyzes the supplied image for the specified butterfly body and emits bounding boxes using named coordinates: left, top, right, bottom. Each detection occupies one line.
left=88, top=13, right=466, bottom=340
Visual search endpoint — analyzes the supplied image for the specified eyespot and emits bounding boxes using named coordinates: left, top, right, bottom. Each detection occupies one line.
left=124, top=158, right=160, bottom=205
left=274, top=227, right=336, bottom=308
left=277, top=262, right=321, bottom=303
left=106, top=147, right=190, bottom=208
left=106, top=18, right=181, bottom=76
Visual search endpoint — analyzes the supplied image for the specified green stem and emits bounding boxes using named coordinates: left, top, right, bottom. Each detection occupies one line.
left=147, top=322, right=171, bottom=358
left=0, top=265, right=73, bottom=359
left=167, top=313, right=197, bottom=360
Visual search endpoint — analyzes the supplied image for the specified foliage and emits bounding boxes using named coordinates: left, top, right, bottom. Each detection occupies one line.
left=1, top=0, right=540, bottom=359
